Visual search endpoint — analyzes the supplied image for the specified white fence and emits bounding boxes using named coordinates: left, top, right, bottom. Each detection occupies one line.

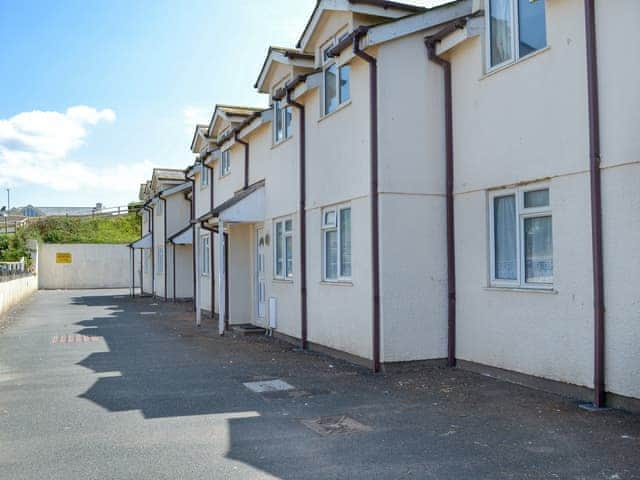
left=38, top=244, right=139, bottom=290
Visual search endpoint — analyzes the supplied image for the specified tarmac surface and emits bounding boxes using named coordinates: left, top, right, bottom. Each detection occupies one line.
left=1, top=289, right=639, bottom=479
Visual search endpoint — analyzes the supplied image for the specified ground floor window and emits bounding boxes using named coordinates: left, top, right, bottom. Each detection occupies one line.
left=200, top=235, right=210, bottom=275
left=490, top=185, right=552, bottom=287
left=274, top=218, right=293, bottom=279
left=322, top=204, right=351, bottom=281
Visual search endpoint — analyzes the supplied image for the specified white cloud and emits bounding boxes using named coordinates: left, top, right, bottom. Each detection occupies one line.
left=0, top=106, right=152, bottom=197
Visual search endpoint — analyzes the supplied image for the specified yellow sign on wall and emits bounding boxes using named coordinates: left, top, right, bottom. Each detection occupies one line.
left=56, top=253, right=72, bottom=264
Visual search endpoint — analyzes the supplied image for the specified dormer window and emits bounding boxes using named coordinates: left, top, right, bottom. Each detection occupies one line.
left=200, top=164, right=209, bottom=187
left=220, top=149, right=231, bottom=177
left=322, top=33, right=351, bottom=116
left=273, top=99, right=292, bottom=144
left=488, top=0, right=547, bottom=70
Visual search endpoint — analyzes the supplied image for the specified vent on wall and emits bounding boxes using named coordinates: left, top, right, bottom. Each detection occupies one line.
left=268, top=297, right=277, bottom=329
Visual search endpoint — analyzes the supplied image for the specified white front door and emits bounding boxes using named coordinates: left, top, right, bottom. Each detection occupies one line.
left=256, top=227, right=266, bottom=322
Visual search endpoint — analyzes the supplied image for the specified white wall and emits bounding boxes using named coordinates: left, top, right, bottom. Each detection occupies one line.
left=39, top=244, right=135, bottom=289
left=446, top=0, right=640, bottom=399
left=0, top=275, right=37, bottom=318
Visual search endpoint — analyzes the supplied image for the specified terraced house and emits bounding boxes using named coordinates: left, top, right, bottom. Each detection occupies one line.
left=134, top=168, right=193, bottom=302
left=133, top=0, right=639, bottom=411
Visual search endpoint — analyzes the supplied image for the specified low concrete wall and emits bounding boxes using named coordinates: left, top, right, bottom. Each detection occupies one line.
left=38, top=244, right=136, bottom=290
left=0, top=275, right=37, bottom=318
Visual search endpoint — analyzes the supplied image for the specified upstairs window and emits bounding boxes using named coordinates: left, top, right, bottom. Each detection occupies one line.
left=220, top=150, right=231, bottom=177
left=273, top=100, right=292, bottom=144
left=200, top=164, right=209, bottom=187
left=488, top=0, right=547, bottom=69
left=490, top=186, right=553, bottom=288
left=322, top=34, right=351, bottom=116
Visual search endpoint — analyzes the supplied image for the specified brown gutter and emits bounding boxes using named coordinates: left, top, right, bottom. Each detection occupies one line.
left=584, top=0, right=605, bottom=408
left=235, top=132, right=250, bottom=190
left=425, top=19, right=467, bottom=368
left=286, top=78, right=308, bottom=350
left=347, top=29, right=382, bottom=372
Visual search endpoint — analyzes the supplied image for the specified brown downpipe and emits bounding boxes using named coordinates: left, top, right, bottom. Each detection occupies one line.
left=204, top=163, right=217, bottom=325
left=235, top=132, right=250, bottom=190
left=352, top=28, right=381, bottom=373
left=224, top=231, right=229, bottom=330
left=425, top=19, right=467, bottom=368
left=189, top=177, right=197, bottom=312
left=163, top=197, right=168, bottom=302
left=584, top=0, right=605, bottom=408
left=286, top=84, right=308, bottom=350
left=145, top=204, right=156, bottom=298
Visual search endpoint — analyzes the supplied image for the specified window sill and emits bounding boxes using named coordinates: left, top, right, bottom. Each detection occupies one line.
left=318, top=100, right=352, bottom=124
left=320, top=280, right=353, bottom=287
left=219, top=172, right=231, bottom=179
left=484, top=286, right=557, bottom=294
left=272, top=278, right=294, bottom=284
left=480, top=46, right=551, bottom=81
left=271, top=136, right=294, bottom=150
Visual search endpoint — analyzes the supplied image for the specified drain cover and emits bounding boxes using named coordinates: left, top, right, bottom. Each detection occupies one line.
left=301, top=415, right=371, bottom=436
left=52, top=335, right=101, bottom=344
left=243, top=379, right=295, bottom=393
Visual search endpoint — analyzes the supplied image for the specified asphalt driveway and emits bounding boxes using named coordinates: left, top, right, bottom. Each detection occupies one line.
left=1, top=290, right=639, bottom=479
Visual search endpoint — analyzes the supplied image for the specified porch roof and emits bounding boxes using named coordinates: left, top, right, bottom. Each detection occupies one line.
left=169, top=226, right=193, bottom=245
left=129, top=233, right=152, bottom=249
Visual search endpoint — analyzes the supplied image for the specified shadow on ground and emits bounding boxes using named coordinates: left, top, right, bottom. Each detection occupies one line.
left=71, top=293, right=640, bottom=480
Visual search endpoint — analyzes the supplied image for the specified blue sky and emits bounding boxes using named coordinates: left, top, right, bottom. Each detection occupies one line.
left=0, top=0, right=443, bottom=208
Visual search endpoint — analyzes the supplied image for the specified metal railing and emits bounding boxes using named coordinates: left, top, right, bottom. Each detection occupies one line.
left=0, top=259, right=33, bottom=283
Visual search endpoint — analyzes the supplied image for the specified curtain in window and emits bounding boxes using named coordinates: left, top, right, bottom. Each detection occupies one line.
left=340, top=208, right=351, bottom=277
left=325, top=230, right=338, bottom=279
left=285, top=235, right=293, bottom=277
left=494, top=195, right=517, bottom=280
left=324, top=64, right=338, bottom=114
left=339, top=65, right=350, bottom=104
left=284, top=106, right=292, bottom=139
left=274, top=102, right=283, bottom=142
left=524, top=216, right=553, bottom=282
left=275, top=222, right=283, bottom=277
left=490, top=0, right=513, bottom=66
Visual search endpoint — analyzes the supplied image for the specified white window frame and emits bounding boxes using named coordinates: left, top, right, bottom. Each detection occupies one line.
left=273, top=99, right=293, bottom=145
left=200, top=164, right=209, bottom=188
left=321, top=32, right=351, bottom=117
left=220, top=150, right=231, bottom=177
left=485, top=0, right=548, bottom=72
left=200, top=235, right=210, bottom=276
left=322, top=204, right=351, bottom=282
left=488, top=184, right=553, bottom=289
left=273, top=217, right=293, bottom=280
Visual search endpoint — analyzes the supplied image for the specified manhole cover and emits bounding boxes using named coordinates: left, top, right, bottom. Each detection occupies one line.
left=243, top=379, right=295, bottom=393
left=301, top=415, right=372, bottom=436
left=52, top=335, right=101, bottom=344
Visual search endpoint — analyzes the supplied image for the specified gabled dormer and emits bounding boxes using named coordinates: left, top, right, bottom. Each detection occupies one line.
left=254, top=47, right=315, bottom=145
left=150, top=168, right=186, bottom=194
left=296, top=0, right=425, bottom=59
left=190, top=124, right=211, bottom=155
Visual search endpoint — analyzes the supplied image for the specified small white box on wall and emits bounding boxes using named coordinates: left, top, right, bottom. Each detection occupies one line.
left=268, top=297, right=277, bottom=329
